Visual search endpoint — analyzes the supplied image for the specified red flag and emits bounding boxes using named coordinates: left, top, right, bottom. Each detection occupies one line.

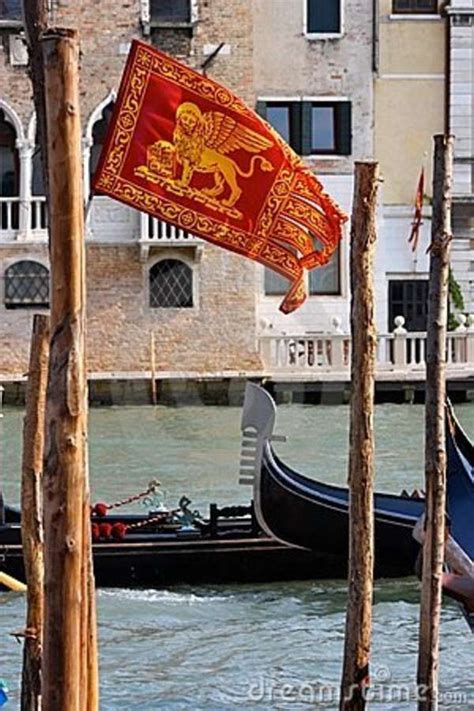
left=408, top=167, right=424, bottom=253
left=93, top=40, right=347, bottom=313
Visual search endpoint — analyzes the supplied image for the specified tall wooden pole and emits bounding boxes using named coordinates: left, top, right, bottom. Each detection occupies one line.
left=21, top=314, right=50, bottom=711
left=340, top=162, right=379, bottom=711
left=417, top=135, right=453, bottom=711
left=41, top=29, right=98, bottom=711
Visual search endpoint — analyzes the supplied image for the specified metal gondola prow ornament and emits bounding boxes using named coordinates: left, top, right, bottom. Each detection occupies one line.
left=239, top=382, right=284, bottom=487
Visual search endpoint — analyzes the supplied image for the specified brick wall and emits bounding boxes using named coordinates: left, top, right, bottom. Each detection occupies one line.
left=0, top=0, right=263, bottom=378
left=0, top=242, right=262, bottom=375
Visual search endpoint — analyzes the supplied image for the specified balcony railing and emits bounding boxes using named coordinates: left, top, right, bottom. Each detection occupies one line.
left=139, top=212, right=201, bottom=244
left=0, top=197, right=19, bottom=231
left=0, top=196, right=48, bottom=239
left=30, top=197, right=48, bottom=231
left=259, top=316, right=474, bottom=378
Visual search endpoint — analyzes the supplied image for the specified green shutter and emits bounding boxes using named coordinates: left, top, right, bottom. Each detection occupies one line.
left=337, top=102, right=352, bottom=155
left=301, top=102, right=312, bottom=156
left=256, top=101, right=267, bottom=120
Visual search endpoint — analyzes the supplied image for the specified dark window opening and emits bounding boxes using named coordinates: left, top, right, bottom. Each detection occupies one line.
left=32, top=148, right=45, bottom=196
left=311, top=105, right=336, bottom=153
left=90, top=102, right=115, bottom=182
left=388, top=279, right=429, bottom=331
left=149, top=259, right=193, bottom=308
left=264, top=245, right=340, bottom=297
left=0, top=109, right=19, bottom=197
left=257, top=100, right=351, bottom=156
left=0, top=0, right=22, bottom=21
left=264, top=269, right=289, bottom=296
left=309, top=245, right=340, bottom=295
left=392, top=0, right=438, bottom=13
left=307, top=0, right=341, bottom=34
left=150, top=0, right=191, bottom=23
left=0, top=109, right=19, bottom=230
left=5, top=261, right=50, bottom=309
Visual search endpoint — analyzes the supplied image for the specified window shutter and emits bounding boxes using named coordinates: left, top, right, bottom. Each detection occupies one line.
left=301, top=102, right=312, bottom=156
left=256, top=101, right=267, bottom=120
left=337, top=102, right=352, bottom=155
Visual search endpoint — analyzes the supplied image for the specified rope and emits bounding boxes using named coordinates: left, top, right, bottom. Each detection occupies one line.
left=91, top=508, right=179, bottom=542
left=125, top=508, right=179, bottom=531
left=92, top=480, right=161, bottom=517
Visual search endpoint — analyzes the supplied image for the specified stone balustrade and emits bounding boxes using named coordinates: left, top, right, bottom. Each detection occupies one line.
left=259, top=315, right=474, bottom=378
left=0, top=196, right=203, bottom=247
left=0, top=196, right=47, bottom=241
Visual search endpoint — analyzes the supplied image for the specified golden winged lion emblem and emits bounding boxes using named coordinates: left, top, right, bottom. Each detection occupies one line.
left=136, top=102, right=275, bottom=216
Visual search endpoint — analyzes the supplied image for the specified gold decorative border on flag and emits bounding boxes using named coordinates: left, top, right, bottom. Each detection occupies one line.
left=94, top=40, right=347, bottom=313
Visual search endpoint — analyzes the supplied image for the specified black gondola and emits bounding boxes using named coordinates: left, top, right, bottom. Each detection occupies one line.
left=239, top=383, right=474, bottom=578
left=2, top=385, right=473, bottom=588
left=0, top=498, right=346, bottom=588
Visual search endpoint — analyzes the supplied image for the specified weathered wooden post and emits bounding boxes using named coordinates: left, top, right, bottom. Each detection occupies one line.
left=41, top=28, right=98, bottom=711
left=340, top=162, right=379, bottom=711
left=21, top=314, right=50, bottom=711
left=417, top=135, right=453, bottom=711
left=150, top=331, right=157, bottom=406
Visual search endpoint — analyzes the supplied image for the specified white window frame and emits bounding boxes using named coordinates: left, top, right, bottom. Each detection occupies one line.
left=141, top=0, right=198, bottom=34
left=303, top=0, right=344, bottom=40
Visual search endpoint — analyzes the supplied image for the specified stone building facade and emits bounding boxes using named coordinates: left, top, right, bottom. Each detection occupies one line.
left=2, top=1, right=471, bottom=388
left=0, top=0, right=263, bottom=379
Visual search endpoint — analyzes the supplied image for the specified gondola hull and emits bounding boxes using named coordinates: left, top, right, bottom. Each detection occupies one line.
left=258, top=445, right=423, bottom=577
left=0, top=521, right=347, bottom=587
left=239, top=383, right=473, bottom=578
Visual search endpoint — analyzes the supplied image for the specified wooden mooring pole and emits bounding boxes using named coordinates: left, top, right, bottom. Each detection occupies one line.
left=21, top=314, right=50, bottom=711
left=150, top=331, right=158, bottom=406
left=417, top=135, right=453, bottom=711
left=41, top=29, right=98, bottom=711
left=340, top=162, right=379, bottom=711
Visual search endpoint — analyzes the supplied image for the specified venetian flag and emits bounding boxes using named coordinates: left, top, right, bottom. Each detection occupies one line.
left=408, top=167, right=425, bottom=253
left=93, top=40, right=347, bottom=313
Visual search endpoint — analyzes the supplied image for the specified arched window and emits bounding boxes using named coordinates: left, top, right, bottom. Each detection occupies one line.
left=89, top=102, right=115, bottom=182
left=0, top=108, right=20, bottom=230
left=5, top=261, right=50, bottom=309
left=0, top=109, right=19, bottom=197
left=149, top=259, right=193, bottom=308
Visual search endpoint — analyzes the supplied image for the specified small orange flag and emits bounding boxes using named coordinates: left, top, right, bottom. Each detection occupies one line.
left=93, top=40, right=347, bottom=313
left=408, top=167, right=424, bottom=253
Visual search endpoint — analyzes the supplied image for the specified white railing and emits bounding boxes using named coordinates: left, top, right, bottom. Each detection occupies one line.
left=0, top=196, right=48, bottom=238
left=139, top=212, right=201, bottom=244
left=0, top=197, right=20, bottom=231
left=30, top=196, right=48, bottom=231
left=259, top=315, right=474, bottom=376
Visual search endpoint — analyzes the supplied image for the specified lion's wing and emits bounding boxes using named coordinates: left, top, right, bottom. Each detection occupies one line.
left=204, top=111, right=273, bottom=155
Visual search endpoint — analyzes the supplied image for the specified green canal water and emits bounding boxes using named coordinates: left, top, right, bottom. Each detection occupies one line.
left=1, top=403, right=473, bottom=709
